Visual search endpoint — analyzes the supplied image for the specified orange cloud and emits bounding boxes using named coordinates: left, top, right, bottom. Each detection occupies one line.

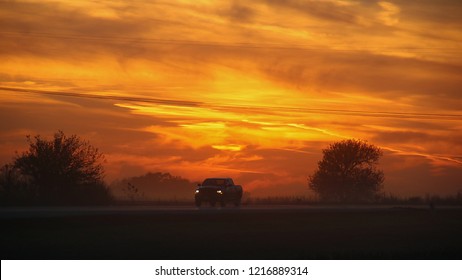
left=1, top=0, right=462, bottom=196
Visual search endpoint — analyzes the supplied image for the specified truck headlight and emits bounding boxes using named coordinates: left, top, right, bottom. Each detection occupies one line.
left=195, top=190, right=200, bottom=194
left=217, top=190, right=223, bottom=194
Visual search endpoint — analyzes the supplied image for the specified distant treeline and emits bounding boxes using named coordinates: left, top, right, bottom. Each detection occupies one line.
left=110, top=172, right=198, bottom=201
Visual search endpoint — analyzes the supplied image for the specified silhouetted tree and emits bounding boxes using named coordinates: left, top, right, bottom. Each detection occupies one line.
left=0, top=164, right=34, bottom=205
left=309, top=139, right=384, bottom=202
left=10, top=131, right=112, bottom=205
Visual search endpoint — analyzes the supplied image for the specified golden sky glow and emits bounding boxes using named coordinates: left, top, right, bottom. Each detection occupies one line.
left=1, top=0, right=462, bottom=196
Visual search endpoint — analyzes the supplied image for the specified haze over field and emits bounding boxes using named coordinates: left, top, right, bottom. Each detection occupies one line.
left=1, top=0, right=461, bottom=197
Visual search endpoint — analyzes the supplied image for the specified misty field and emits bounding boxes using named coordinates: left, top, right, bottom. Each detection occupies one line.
left=2, top=206, right=462, bottom=259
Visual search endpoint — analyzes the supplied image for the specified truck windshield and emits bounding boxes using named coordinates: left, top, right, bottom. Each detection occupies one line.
left=202, top=179, right=225, bottom=186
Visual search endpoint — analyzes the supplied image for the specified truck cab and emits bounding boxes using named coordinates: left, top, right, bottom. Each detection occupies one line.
left=194, top=177, right=243, bottom=207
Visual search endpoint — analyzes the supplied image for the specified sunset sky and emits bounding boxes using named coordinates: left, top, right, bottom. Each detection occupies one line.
left=1, top=0, right=461, bottom=197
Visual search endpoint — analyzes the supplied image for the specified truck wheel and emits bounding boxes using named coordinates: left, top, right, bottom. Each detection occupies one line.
left=195, top=200, right=202, bottom=207
left=210, top=201, right=216, bottom=207
left=220, top=200, right=226, bottom=207
left=234, top=199, right=241, bottom=207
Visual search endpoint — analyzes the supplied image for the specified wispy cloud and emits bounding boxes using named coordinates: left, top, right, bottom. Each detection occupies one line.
left=378, top=1, right=400, bottom=26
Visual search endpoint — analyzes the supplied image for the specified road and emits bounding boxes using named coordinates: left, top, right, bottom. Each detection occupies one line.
left=2, top=204, right=462, bottom=259
left=0, top=204, right=451, bottom=218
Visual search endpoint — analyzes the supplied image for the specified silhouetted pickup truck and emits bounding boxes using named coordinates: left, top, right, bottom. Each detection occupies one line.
left=195, top=178, right=243, bottom=207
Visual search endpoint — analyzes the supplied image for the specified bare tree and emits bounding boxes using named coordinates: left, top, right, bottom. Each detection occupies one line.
left=309, top=139, right=384, bottom=202
left=122, top=182, right=144, bottom=202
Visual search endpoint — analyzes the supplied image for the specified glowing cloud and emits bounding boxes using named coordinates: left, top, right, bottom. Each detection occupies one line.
left=1, top=0, right=462, bottom=196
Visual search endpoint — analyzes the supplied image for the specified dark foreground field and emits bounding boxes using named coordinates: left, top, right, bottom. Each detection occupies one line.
left=1, top=206, right=462, bottom=259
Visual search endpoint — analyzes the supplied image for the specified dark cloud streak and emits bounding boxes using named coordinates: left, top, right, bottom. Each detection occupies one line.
left=1, top=86, right=461, bottom=120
